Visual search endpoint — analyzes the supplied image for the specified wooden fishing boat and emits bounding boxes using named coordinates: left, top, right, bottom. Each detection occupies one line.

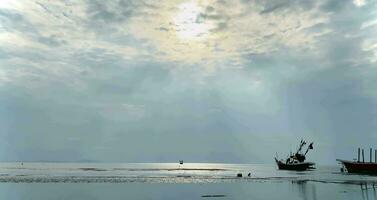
left=275, top=158, right=315, bottom=171
left=275, top=140, right=315, bottom=171
left=337, top=148, right=377, bottom=174
left=337, top=159, right=377, bottom=174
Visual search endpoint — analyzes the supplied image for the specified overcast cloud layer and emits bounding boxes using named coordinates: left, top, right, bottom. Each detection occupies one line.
left=0, top=0, right=377, bottom=164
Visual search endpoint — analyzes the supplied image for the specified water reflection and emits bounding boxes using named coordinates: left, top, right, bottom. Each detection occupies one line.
left=292, top=180, right=377, bottom=200
left=293, top=181, right=317, bottom=200
left=360, top=182, right=377, bottom=200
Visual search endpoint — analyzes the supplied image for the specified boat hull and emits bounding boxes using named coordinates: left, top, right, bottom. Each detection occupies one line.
left=337, top=159, right=377, bottom=174
left=275, top=159, right=315, bottom=171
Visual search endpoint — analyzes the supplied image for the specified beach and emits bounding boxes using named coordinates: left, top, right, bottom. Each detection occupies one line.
left=0, top=163, right=376, bottom=199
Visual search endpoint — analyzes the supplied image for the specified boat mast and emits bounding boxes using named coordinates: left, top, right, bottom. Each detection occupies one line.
left=304, top=142, right=314, bottom=156
left=296, top=139, right=306, bottom=154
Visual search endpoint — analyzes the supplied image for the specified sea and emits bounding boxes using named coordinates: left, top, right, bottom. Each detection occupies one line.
left=0, top=162, right=376, bottom=200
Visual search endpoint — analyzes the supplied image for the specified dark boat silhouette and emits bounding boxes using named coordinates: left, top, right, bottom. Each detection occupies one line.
left=337, top=148, right=377, bottom=174
left=337, top=159, right=377, bottom=174
left=275, top=140, right=315, bottom=171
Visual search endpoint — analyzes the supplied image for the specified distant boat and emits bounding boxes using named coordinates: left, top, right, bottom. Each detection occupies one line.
left=275, top=140, right=315, bottom=171
left=337, top=148, right=377, bottom=174
left=337, top=159, right=377, bottom=174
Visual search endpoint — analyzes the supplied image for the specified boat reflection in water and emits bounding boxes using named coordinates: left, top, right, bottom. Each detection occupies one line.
left=291, top=181, right=377, bottom=200
left=360, top=182, right=377, bottom=200
left=292, top=180, right=317, bottom=200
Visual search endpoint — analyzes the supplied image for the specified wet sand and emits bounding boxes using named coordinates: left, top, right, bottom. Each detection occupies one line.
left=0, top=180, right=376, bottom=200
left=0, top=163, right=377, bottom=199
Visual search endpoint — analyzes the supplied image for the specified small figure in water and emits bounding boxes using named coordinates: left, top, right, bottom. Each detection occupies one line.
left=247, top=172, right=251, bottom=177
left=179, top=160, right=183, bottom=165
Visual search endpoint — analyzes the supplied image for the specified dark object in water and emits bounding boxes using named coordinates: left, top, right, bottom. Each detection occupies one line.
left=237, top=173, right=242, bottom=177
left=176, top=175, right=191, bottom=178
left=79, top=168, right=107, bottom=171
left=247, top=172, right=251, bottom=177
left=275, top=139, right=315, bottom=171
left=179, top=160, right=183, bottom=165
left=201, top=195, right=226, bottom=198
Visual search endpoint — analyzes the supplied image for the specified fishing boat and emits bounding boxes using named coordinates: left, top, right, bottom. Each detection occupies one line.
left=337, top=148, right=377, bottom=174
left=275, top=140, right=315, bottom=171
left=337, top=159, right=377, bottom=174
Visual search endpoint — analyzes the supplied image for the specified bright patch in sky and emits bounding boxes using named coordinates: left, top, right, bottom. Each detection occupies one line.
left=0, top=0, right=14, bottom=9
left=353, top=0, right=366, bottom=7
left=174, top=2, right=213, bottom=40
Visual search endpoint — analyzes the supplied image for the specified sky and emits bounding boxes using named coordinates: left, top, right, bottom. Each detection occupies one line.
left=0, top=0, right=376, bottom=165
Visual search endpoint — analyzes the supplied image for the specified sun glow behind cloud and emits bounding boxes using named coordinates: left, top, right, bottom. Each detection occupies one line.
left=353, top=0, right=366, bottom=7
left=124, top=0, right=332, bottom=68
left=0, top=0, right=13, bottom=8
left=174, top=2, right=213, bottom=41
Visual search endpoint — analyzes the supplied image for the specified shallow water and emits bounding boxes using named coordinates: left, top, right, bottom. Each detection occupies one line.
left=0, top=163, right=377, bottom=199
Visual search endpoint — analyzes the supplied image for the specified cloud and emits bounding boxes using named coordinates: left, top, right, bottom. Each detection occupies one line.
left=97, top=103, right=146, bottom=121
left=0, top=4, right=146, bottom=94
left=122, top=0, right=330, bottom=68
left=0, top=0, right=339, bottom=75
left=85, top=0, right=149, bottom=24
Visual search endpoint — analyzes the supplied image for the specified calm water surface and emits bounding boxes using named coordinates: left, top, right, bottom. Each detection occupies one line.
left=0, top=163, right=376, bottom=200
